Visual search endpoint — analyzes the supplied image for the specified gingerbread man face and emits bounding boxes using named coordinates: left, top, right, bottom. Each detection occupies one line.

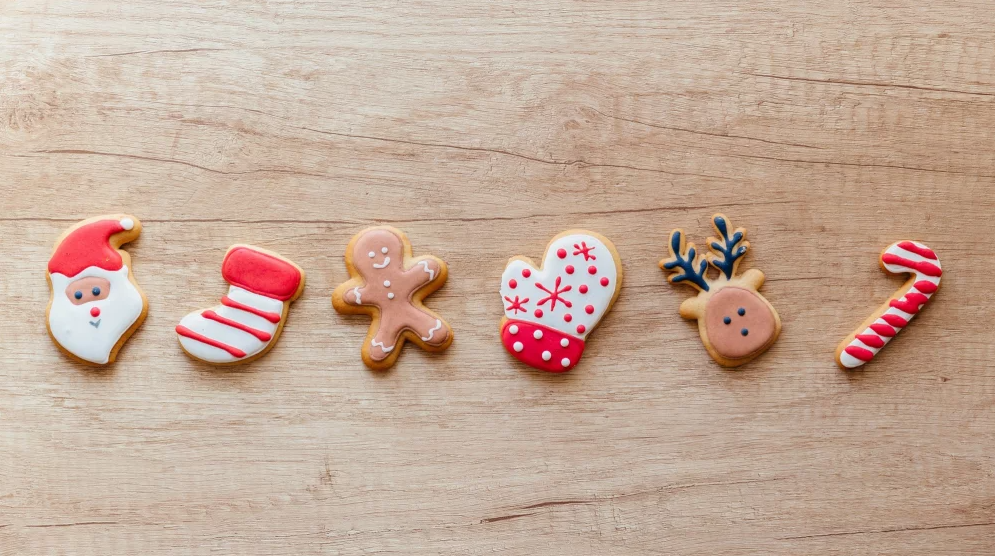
left=333, top=227, right=453, bottom=370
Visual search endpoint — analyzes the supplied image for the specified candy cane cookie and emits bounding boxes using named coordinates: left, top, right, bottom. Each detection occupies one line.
left=836, top=241, right=942, bottom=369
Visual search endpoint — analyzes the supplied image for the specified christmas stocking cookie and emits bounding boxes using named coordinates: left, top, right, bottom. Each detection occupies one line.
left=46, top=215, right=148, bottom=365
left=176, top=245, right=305, bottom=365
left=499, top=231, right=622, bottom=373
left=660, top=214, right=781, bottom=367
left=332, top=227, right=453, bottom=371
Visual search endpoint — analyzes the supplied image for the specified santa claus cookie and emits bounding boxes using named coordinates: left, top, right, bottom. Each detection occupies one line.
left=175, top=245, right=305, bottom=365
left=661, top=214, right=781, bottom=367
left=836, top=241, right=942, bottom=369
left=499, top=231, right=622, bottom=373
left=46, top=215, right=149, bottom=365
left=332, top=227, right=453, bottom=371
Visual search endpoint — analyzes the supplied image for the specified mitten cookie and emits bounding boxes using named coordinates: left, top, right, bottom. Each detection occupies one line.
left=176, top=245, right=305, bottom=365
left=836, top=241, right=942, bottom=369
left=660, top=214, right=781, bottom=367
left=332, top=226, right=453, bottom=371
left=499, top=231, right=622, bottom=373
left=46, top=215, right=148, bottom=365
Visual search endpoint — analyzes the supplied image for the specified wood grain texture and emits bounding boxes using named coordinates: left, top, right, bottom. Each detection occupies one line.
left=2, top=1, right=994, bottom=553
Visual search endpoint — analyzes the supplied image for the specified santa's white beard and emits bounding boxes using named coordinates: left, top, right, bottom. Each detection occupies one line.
left=49, top=267, right=145, bottom=364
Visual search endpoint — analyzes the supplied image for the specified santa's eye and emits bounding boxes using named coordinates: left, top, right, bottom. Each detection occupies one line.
left=92, top=287, right=101, bottom=296
left=74, top=291, right=83, bottom=300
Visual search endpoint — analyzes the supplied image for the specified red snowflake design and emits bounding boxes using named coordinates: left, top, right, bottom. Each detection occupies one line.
left=535, top=276, right=573, bottom=310
left=573, top=242, right=596, bottom=261
left=504, top=295, right=529, bottom=314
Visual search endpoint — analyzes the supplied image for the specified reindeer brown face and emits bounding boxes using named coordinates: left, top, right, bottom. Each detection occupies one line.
left=660, top=214, right=781, bottom=367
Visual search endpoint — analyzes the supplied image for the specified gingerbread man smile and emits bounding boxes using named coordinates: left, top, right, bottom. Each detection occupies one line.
left=333, top=226, right=453, bottom=370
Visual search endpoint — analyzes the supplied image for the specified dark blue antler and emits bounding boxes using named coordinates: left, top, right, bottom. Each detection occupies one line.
left=663, top=230, right=710, bottom=291
left=708, top=214, right=748, bottom=279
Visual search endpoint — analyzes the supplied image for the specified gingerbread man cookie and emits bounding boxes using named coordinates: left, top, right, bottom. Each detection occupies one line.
left=499, top=230, right=623, bottom=373
left=332, top=227, right=453, bottom=370
left=836, top=241, right=942, bottom=369
left=661, top=214, right=781, bottom=367
left=46, top=215, right=149, bottom=365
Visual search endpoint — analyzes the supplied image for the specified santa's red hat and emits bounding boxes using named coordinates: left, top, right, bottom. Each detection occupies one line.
left=48, top=217, right=136, bottom=277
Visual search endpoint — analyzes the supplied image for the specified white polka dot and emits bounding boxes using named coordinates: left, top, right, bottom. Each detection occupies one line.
left=561, top=358, right=570, bottom=367
left=381, top=246, right=388, bottom=254
left=368, top=251, right=376, bottom=258
left=509, top=325, right=519, bottom=335
left=383, top=280, right=391, bottom=287
left=387, top=293, right=395, bottom=300
left=560, top=338, right=569, bottom=348
left=513, top=341, right=524, bottom=352
left=542, top=350, right=552, bottom=361
left=533, top=330, right=543, bottom=340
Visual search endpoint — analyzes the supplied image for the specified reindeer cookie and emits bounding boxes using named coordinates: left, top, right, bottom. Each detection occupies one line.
left=332, top=227, right=453, bottom=370
left=660, top=214, right=781, bottom=367
left=499, top=230, right=622, bottom=373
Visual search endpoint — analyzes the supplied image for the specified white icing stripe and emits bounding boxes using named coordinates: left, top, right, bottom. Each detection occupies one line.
left=371, top=339, right=395, bottom=353
left=372, top=256, right=390, bottom=269
left=421, top=319, right=442, bottom=341
left=418, top=260, right=435, bottom=280
left=351, top=286, right=362, bottom=304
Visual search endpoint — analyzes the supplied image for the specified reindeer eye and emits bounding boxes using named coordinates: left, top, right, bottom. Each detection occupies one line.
left=723, top=316, right=732, bottom=325
left=74, top=291, right=83, bottom=300
left=92, top=287, right=101, bottom=296
left=738, top=307, right=746, bottom=316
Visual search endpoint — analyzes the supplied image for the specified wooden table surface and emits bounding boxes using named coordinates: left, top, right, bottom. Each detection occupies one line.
left=2, top=1, right=994, bottom=554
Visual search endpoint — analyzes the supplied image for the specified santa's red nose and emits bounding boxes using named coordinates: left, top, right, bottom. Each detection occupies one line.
left=90, top=307, right=101, bottom=318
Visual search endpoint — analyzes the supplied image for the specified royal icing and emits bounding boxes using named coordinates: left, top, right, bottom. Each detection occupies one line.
left=499, top=232, right=621, bottom=372
left=661, top=214, right=781, bottom=367
left=332, top=227, right=453, bottom=370
left=47, top=216, right=147, bottom=365
left=176, top=245, right=304, bottom=364
left=837, top=241, right=941, bottom=369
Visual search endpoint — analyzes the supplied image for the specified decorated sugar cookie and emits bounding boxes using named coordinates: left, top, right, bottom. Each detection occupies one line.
left=499, top=231, right=622, bottom=373
left=332, top=227, right=453, bottom=371
left=46, top=215, right=148, bottom=365
left=176, top=245, right=305, bottom=365
left=836, top=241, right=942, bottom=369
left=660, top=214, right=781, bottom=367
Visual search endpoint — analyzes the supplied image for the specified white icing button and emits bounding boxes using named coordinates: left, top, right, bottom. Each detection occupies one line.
left=533, top=330, right=543, bottom=340
left=560, top=338, right=569, bottom=348
left=368, top=251, right=376, bottom=258
left=509, top=325, right=519, bottom=335
left=561, top=358, right=570, bottom=367
left=383, top=280, right=391, bottom=287
left=513, top=341, right=524, bottom=352
left=387, top=293, right=395, bottom=300
left=381, top=246, right=388, bottom=254
left=542, top=350, right=552, bottom=361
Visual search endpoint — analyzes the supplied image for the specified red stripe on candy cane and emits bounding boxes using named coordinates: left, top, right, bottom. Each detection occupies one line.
left=869, top=323, right=896, bottom=337
left=881, top=254, right=942, bottom=277
left=897, top=241, right=938, bottom=260
left=845, top=346, right=875, bottom=362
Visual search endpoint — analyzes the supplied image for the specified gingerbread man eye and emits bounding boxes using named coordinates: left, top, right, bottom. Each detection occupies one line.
left=368, top=251, right=375, bottom=258
left=74, top=290, right=83, bottom=300
left=381, top=247, right=388, bottom=254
